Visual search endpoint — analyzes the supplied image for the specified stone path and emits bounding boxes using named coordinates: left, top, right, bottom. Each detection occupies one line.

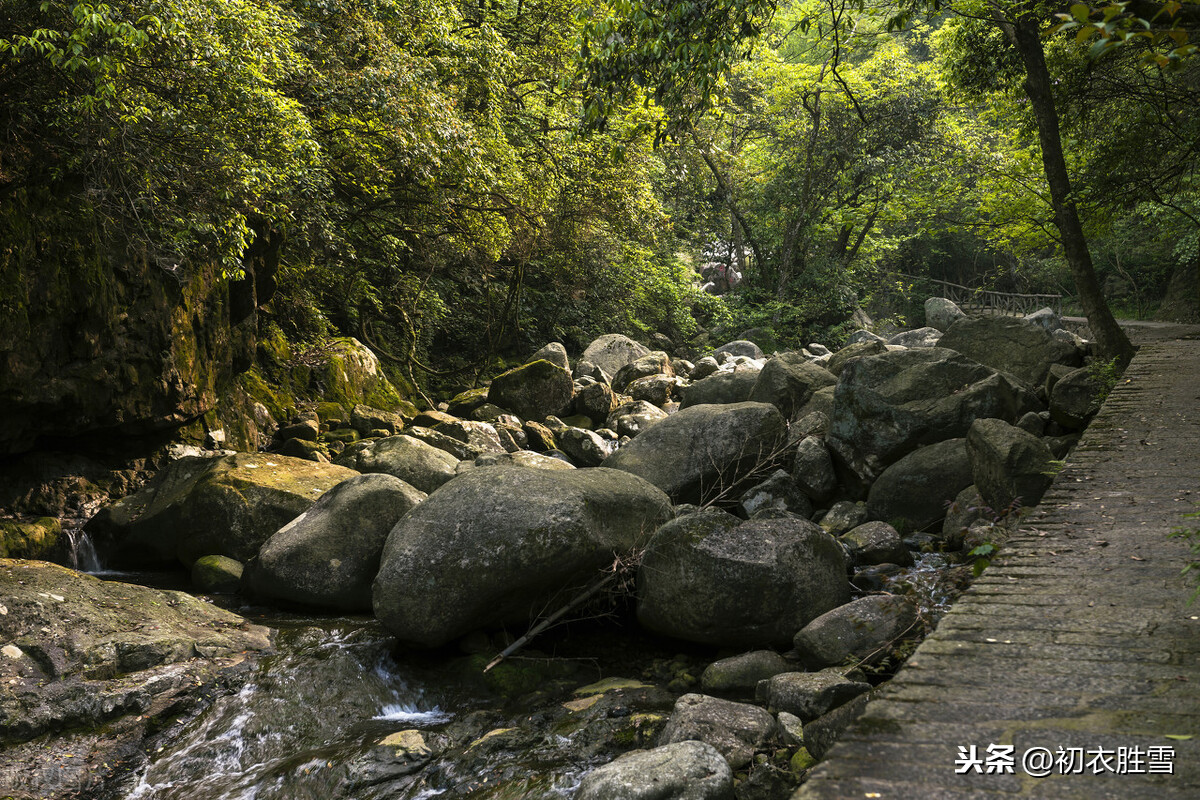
left=798, top=331, right=1200, bottom=799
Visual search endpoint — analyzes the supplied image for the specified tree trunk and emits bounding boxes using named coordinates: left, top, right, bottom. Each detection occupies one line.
left=1006, top=14, right=1135, bottom=364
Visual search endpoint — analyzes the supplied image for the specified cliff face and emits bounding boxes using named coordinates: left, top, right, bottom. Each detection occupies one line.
left=0, top=246, right=274, bottom=455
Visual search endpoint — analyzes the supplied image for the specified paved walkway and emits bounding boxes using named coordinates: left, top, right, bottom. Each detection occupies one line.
left=798, top=332, right=1200, bottom=799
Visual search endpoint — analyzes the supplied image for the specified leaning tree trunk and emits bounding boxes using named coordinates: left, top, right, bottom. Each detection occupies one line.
left=1007, top=14, right=1135, bottom=365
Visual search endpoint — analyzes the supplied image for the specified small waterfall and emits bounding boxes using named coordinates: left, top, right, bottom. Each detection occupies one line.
left=65, top=528, right=103, bottom=573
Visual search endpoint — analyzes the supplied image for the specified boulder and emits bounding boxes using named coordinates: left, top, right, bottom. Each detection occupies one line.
left=335, top=434, right=458, bottom=493
left=937, top=315, right=1081, bottom=387
left=245, top=473, right=425, bottom=611
left=628, top=374, right=678, bottom=407
left=190, top=554, right=244, bottom=593
left=400, top=425, right=480, bottom=461
left=803, top=690, right=876, bottom=760
left=967, top=418, right=1055, bottom=513
left=1023, top=307, right=1062, bottom=332
left=924, top=297, right=967, bottom=332
left=432, top=419, right=507, bottom=456
left=372, top=466, right=672, bottom=648
left=818, top=501, right=867, bottom=537
left=96, top=453, right=357, bottom=567
left=557, top=427, right=614, bottom=467
left=887, top=327, right=942, bottom=348
left=575, top=382, right=621, bottom=426
left=792, top=595, right=920, bottom=669
left=603, top=402, right=787, bottom=505
left=606, top=400, right=669, bottom=438
left=700, top=651, right=793, bottom=695
left=613, top=351, right=674, bottom=393
left=1049, top=366, right=1104, bottom=429
left=864, top=438, right=974, bottom=533
left=942, top=485, right=988, bottom=549
left=472, top=451, right=575, bottom=470
left=689, top=356, right=721, bottom=381
left=0, top=517, right=60, bottom=560
left=825, top=340, right=887, bottom=379
left=529, top=341, right=570, bottom=371
left=576, top=741, right=733, bottom=800
left=713, top=340, right=764, bottom=360
left=845, top=330, right=887, bottom=346
left=838, top=521, right=912, bottom=567
left=637, top=510, right=849, bottom=647
left=446, top=387, right=490, bottom=418
left=658, top=694, right=778, bottom=769
left=573, top=359, right=611, bottom=384
left=756, top=670, right=871, bottom=722
left=739, top=470, right=812, bottom=519
left=350, top=404, right=403, bottom=436
left=826, top=348, right=1040, bottom=483
left=581, top=334, right=652, bottom=379
left=747, top=353, right=838, bottom=418
left=792, top=436, right=836, bottom=504
left=523, top=420, right=557, bottom=451
left=680, top=368, right=760, bottom=408
left=487, top=360, right=574, bottom=422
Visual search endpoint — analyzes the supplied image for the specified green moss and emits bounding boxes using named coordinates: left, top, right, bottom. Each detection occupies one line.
left=0, top=517, right=61, bottom=559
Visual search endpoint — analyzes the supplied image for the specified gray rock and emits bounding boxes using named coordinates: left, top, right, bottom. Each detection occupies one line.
left=1023, top=307, right=1062, bottom=332
left=700, top=651, right=793, bottom=695
left=807, top=343, right=832, bottom=357
left=713, top=340, right=764, bottom=360
left=690, top=356, right=721, bottom=381
left=576, top=740, right=733, bottom=800
left=557, top=427, right=614, bottom=467
left=432, top=419, right=506, bottom=456
left=607, top=400, right=669, bottom=438
left=967, top=418, right=1055, bottom=513
left=937, top=315, right=1081, bottom=387
left=582, top=334, right=652, bottom=379
left=924, top=297, right=967, bottom=332
left=628, top=374, right=678, bottom=407
left=739, top=469, right=812, bottom=519
left=473, top=451, right=575, bottom=470
left=529, top=341, right=570, bottom=371
left=819, top=501, right=867, bottom=537
left=826, top=339, right=887, bottom=379
left=680, top=368, right=760, bottom=408
left=839, top=521, right=912, bottom=567
left=792, top=595, right=919, bottom=668
left=573, top=359, right=612, bottom=384
left=887, top=326, right=943, bottom=348
left=803, top=690, right=875, bottom=760
left=576, top=381, right=621, bottom=426
left=658, top=694, right=778, bottom=769
left=350, top=404, right=403, bottom=436
left=487, top=359, right=574, bottom=422
left=1049, top=365, right=1104, bottom=429
left=1016, top=410, right=1046, bottom=436
left=756, top=671, right=871, bottom=722
left=373, top=466, right=672, bottom=647
left=747, top=353, right=838, bottom=419
left=942, top=485, right=988, bottom=549
left=613, top=351, right=674, bottom=393
left=637, top=510, right=849, bottom=647
left=604, top=402, right=788, bottom=505
left=845, top=330, right=887, bottom=346
left=246, top=473, right=426, bottom=611
left=401, top=425, right=480, bottom=461
left=792, top=436, right=836, bottom=503
left=864, top=438, right=973, bottom=534
left=335, top=434, right=459, bottom=493
left=826, top=347, right=1040, bottom=484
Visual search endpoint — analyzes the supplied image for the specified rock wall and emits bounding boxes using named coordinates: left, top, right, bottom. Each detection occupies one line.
left=0, top=245, right=273, bottom=454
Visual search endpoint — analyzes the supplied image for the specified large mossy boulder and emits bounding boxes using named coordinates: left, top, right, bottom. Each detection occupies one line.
left=937, top=315, right=1080, bottom=387
left=0, top=517, right=61, bottom=560
left=747, top=352, right=838, bottom=419
left=581, top=334, right=652, bottom=379
left=826, top=348, right=1040, bottom=484
left=313, top=337, right=409, bottom=411
left=865, top=438, right=974, bottom=533
left=967, top=418, right=1056, bottom=513
left=334, top=434, right=458, bottom=493
left=92, top=453, right=357, bottom=567
left=487, top=359, right=574, bottom=422
left=245, top=473, right=426, bottom=611
left=679, top=367, right=761, bottom=408
left=636, top=510, right=849, bottom=648
left=603, top=402, right=787, bottom=505
left=372, top=466, right=673, bottom=648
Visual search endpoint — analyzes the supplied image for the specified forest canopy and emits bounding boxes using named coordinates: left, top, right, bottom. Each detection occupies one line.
left=2, top=0, right=1198, bottom=390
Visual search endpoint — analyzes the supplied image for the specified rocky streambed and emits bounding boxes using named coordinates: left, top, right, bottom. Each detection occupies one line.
left=1, top=300, right=1113, bottom=799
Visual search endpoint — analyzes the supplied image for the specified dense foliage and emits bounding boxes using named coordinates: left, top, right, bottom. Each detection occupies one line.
left=3, top=0, right=1198, bottom=397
